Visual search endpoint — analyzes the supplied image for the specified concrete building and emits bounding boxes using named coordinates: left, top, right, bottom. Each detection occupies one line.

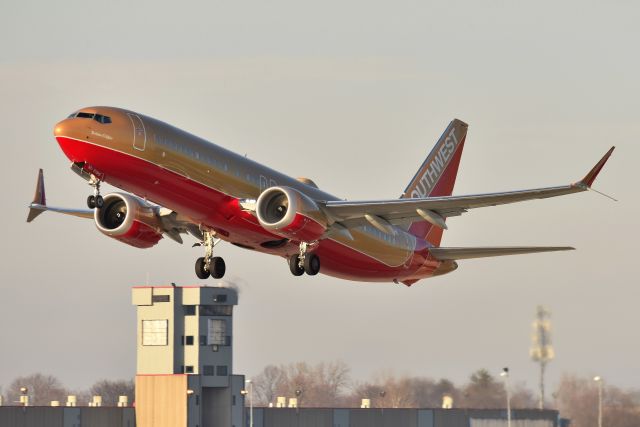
left=132, top=285, right=245, bottom=427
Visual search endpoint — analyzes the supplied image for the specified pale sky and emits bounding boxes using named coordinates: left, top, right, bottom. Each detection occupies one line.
left=1, top=0, right=638, bottom=395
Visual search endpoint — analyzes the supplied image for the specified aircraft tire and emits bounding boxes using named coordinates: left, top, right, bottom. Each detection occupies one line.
left=211, top=257, right=226, bottom=279
left=95, top=195, right=104, bottom=208
left=195, top=257, right=210, bottom=279
left=304, top=253, right=320, bottom=276
left=87, top=195, right=96, bottom=209
left=289, top=255, right=305, bottom=276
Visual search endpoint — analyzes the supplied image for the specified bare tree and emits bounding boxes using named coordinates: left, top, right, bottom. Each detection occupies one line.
left=555, top=374, right=640, bottom=427
left=353, top=373, right=414, bottom=408
left=252, top=361, right=351, bottom=407
left=7, top=373, right=68, bottom=406
left=461, top=369, right=506, bottom=408
left=409, top=378, right=462, bottom=408
left=602, top=385, right=640, bottom=427
left=315, top=361, right=351, bottom=406
left=555, top=374, right=599, bottom=427
left=253, top=365, right=285, bottom=406
left=511, top=381, right=537, bottom=409
left=349, top=381, right=384, bottom=407
left=89, top=379, right=134, bottom=406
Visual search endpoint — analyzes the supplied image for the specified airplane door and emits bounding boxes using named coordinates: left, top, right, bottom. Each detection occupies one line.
left=128, top=113, right=147, bottom=151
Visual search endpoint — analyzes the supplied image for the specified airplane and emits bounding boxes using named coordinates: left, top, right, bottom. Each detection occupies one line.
left=27, top=107, right=614, bottom=285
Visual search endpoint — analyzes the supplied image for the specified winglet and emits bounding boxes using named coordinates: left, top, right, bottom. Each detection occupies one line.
left=27, top=169, right=47, bottom=223
left=579, top=146, right=615, bottom=188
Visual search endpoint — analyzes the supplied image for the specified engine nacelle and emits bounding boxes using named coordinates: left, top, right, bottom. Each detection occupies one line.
left=94, top=193, right=163, bottom=248
left=256, top=186, right=328, bottom=242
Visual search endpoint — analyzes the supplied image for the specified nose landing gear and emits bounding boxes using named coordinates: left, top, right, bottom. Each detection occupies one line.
left=86, top=176, right=104, bottom=209
left=195, top=230, right=226, bottom=279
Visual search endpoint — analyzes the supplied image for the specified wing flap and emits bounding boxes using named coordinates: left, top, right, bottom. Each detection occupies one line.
left=430, top=246, right=575, bottom=261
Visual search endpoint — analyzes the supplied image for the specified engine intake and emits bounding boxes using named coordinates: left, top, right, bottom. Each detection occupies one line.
left=94, top=193, right=163, bottom=248
left=256, top=186, right=328, bottom=242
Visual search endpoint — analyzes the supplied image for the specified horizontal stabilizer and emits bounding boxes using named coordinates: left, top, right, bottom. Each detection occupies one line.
left=430, top=246, right=574, bottom=261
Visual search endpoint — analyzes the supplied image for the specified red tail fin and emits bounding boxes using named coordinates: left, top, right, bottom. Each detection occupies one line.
left=401, top=119, right=468, bottom=246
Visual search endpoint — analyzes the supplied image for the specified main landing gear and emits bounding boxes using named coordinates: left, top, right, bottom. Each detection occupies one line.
left=195, top=230, right=226, bottom=280
left=86, top=176, right=104, bottom=209
left=289, top=242, right=320, bottom=276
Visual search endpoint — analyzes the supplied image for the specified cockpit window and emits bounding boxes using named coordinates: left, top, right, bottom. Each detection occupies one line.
left=73, top=111, right=112, bottom=124
left=94, top=114, right=112, bottom=124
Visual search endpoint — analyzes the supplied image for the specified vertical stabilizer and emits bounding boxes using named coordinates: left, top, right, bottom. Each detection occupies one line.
left=401, top=119, right=468, bottom=246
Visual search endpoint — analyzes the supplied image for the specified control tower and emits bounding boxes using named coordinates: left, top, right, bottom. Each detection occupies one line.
left=132, top=285, right=245, bottom=427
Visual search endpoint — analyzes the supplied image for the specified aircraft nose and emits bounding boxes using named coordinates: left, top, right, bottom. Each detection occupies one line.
left=54, top=120, right=68, bottom=137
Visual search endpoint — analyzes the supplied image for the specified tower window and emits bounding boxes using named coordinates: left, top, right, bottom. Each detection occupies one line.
left=142, top=320, right=168, bottom=346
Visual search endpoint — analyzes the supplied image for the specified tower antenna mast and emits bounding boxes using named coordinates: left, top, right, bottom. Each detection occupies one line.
left=530, top=305, right=554, bottom=409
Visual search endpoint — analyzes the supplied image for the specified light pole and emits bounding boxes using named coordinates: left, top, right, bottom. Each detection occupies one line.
left=244, top=380, right=253, bottom=427
left=594, top=376, right=603, bottom=427
left=500, top=368, right=511, bottom=427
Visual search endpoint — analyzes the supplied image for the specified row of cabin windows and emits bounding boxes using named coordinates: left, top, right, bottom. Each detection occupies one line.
left=68, top=111, right=112, bottom=124
left=154, top=135, right=270, bottom=187
left=181, top=365, right=227, bottom=376
left=155, top=135, right=230, bottom=173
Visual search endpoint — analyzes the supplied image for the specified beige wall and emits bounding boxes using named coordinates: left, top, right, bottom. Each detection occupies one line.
left=135, top=375, right=187, bottom=427
left=133, top=287, right=182, bottom=375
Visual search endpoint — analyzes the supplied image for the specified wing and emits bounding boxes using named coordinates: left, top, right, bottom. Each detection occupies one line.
left=26, top=169, right=200, bottom=244
left=322, top=147, right=615, bottom=230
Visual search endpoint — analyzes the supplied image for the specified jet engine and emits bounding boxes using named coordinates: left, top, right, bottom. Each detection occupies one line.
left=256, top=186, right=328, bottom=242
left=94, top=193, right=164, bottom=248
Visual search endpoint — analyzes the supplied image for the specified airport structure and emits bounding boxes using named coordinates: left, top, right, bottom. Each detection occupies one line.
left=0, top=283, right=569, bottom=427
left=132, top=285, right=245, bottom=427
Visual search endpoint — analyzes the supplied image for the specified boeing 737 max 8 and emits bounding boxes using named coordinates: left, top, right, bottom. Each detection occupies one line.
left=27, top=107, right=614, bottom=285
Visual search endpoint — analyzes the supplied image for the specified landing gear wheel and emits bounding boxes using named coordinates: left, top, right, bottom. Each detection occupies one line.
left=210, top=257, right=226, bottom=279
left=88, top=176, right=103, bottom=209
left=195, top=257, right=210, bottom=279
left=289, top=255, right=305, bottom=276
left=303, top=253, right=320, bottom=276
